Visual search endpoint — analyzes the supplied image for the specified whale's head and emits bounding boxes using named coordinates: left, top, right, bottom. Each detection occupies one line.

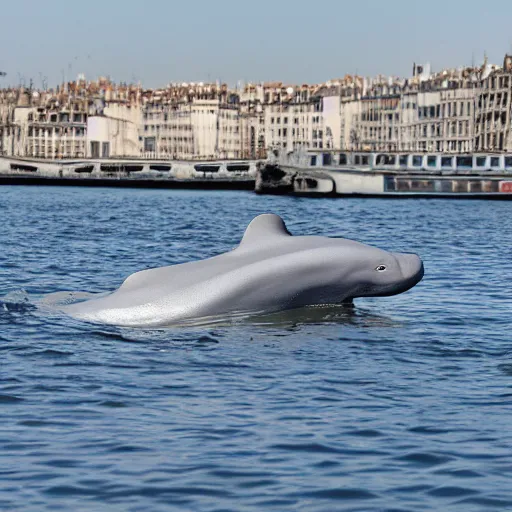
left=238, top=214, right=424, bottom=306
left=332, top=243, right=424, bottom=300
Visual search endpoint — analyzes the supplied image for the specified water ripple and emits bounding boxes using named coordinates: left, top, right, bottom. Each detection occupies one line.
left=1, top=188, right=512, bottom=511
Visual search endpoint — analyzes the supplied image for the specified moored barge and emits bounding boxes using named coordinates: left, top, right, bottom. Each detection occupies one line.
left=257, top=150, right=512, bottom=198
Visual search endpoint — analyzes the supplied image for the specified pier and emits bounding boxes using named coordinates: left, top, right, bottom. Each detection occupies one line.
left=0, top=156, right=259, bottom=190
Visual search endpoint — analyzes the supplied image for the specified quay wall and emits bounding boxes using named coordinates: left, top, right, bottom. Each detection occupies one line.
left=0, top=156, right=259, bottom=191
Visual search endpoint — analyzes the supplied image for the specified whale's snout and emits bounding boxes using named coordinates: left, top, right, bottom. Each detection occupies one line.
left=392, top=252, right=424, bottom=294
left=395, top=253, right=424, bottom=282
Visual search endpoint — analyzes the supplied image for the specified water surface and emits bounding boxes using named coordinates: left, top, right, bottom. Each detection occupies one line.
left=1, top=187, right=512, bottom=511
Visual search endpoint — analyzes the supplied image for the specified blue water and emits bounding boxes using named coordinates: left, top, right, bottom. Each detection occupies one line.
left=1, top=187, right=512, bottom=512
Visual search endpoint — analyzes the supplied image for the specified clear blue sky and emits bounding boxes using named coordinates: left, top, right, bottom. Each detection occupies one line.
left=1, top=0, right=511, bottom=88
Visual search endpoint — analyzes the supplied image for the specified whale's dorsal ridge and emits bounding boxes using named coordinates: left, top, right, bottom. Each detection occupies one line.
left=239, top=214, right=291, bottom=247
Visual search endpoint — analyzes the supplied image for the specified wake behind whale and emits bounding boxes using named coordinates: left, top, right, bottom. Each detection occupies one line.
left=59, top=214, right=424, bottom=328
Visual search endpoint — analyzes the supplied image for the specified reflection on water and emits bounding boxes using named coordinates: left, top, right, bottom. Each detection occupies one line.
left=1, top=187, right=512, bottom=512
left=248, top=304, right=401, bottom=329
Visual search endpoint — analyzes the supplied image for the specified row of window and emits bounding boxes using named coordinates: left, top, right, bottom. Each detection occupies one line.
left=26, top=150, right=86, bottom=157
left=477, top=93, right=509, bottom=109
left=482, top=76, right=511, bottom=90
left=270, top=128, right=307, bottom=138
left=266, top=104, right=312, bottom=114
left=419, top=101, right=472, bottom=119
left=28, top=127, right=86, bottom=137
left=27, top=113, right=86, bottom=123
left=409, top=121, right=471, bottom=138
left=363, top=127, right=399, bottom=140
left=159, top=136, right=193, bottom=143
left=144, top=109, right=224, bottom=121
left=312, top=152, right=512, bottom=169
left=361, top=113, right=400, bottom=122
left=475, top=133, right=507, bottom=150
left=144, top=124, right=193, bottom=132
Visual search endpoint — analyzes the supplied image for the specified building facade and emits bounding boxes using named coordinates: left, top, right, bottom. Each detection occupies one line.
left=475, top=55, right=512, bottom=152
left=2, top=54, right=512, bottom=160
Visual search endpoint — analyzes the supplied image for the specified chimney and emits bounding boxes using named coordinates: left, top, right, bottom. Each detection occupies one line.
left=504, top=55, right=512, bottom=73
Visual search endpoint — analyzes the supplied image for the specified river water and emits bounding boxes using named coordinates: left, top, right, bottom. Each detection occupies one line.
left=1, top=186, right=511, bottom=511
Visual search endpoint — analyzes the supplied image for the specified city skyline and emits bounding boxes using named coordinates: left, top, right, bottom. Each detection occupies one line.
left=2, top=0, right=512, bottom=88
left=2, top=53, right=512, bottom=161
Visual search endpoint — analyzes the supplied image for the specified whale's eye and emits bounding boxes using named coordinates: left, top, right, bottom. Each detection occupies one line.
left=375, top=265, right=387, bottom=272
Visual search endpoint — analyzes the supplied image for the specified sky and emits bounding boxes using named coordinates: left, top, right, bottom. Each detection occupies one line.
left=1, top=0, right=512, bottom=88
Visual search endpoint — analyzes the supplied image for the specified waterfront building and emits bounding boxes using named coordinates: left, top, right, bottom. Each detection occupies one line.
left=238, top=84, right=264, bottom=159
left=140, top=83, right=242, bottom=160
left=401, top=68, right=478, bottom=154
left=354, top=76, right=403, bottom=152
left=3, top=53, right=512, bottom=161
left=342, top=65, right=480, bottom=154
left=0, top=77, right=142, bottom=159
left=262, top=82, right=325, bottom=152
left=475, top=55, right=512, bottom=152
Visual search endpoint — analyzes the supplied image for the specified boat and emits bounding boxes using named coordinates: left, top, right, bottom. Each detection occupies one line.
left=256, top=150, right=512, bottom=198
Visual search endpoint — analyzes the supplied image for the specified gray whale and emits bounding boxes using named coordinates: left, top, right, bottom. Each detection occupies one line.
left=63, top=214, right=424, bottom=327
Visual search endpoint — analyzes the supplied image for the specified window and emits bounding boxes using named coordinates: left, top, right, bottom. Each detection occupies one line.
left=412, top=155, right=422, bottom=167
left=90, top=141, right=100, bottom=158
left=310, top=155, right=317, bottom=166
left=427, top=156, right=437, bottom=167
left=441, top=156, right=453, bottom=167
left=354, top=155, right=361, bottom=165
left=361, top=155, right=369, bottom=166
left=456, top=156, right=473, bottom=169
left=476, top=157, right=486, bottom=167
left=505, top=157, right=512, bottom=168
left=322, top=153, right=332, bottom=166
left=144, top=137, right=156, bottom=152
left=491, top=157, right=500, bottom=167
left=399, top=155, right=408, bottom=167
left=339, top=153, right=347, bottom=165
